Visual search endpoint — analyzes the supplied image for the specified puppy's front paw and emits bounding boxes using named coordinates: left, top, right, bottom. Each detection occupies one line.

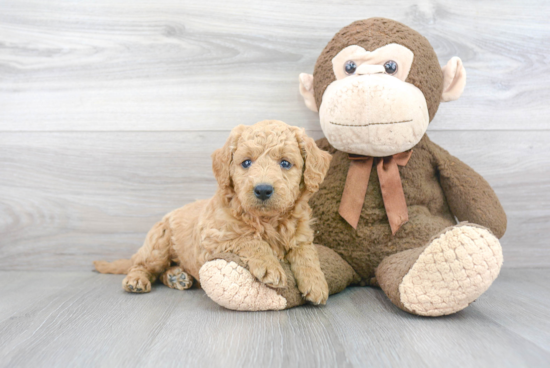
left=296, top=271, right=329, bottom=305
left=123, top=271, right=151, bottom=293
left=248, top=259, right=287, bottom=288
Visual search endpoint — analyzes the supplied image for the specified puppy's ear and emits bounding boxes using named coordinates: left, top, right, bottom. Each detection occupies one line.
left=291, top=127, right=332, bottom=194
left=212, top=125, right=246, bottom=191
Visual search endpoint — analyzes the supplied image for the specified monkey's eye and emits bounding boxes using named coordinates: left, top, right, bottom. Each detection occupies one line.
left=241, top=159, right=252, bottom=169
left=280, top=160, right=292, bottom=169
left=344, top=60, right=357, bottom=75
left=384, top=60, right=398, bottom=75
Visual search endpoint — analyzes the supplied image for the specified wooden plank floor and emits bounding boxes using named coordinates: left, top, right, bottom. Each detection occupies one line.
left=0, top=268, right=549, bottom=368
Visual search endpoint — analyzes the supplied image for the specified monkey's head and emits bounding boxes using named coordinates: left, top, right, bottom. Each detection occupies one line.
left=299, top=18, right=466, bottom=157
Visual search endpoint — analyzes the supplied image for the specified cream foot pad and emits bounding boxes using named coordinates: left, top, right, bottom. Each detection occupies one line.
left=399, top=225, right=503, bottom=316
left=199, top=259, right=287, bottom=311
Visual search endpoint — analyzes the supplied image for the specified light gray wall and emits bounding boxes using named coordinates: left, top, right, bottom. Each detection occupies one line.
left=1, top=0, right=549, bottom=270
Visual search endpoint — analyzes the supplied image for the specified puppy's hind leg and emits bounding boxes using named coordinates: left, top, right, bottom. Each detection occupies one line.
left=160, top=266, right=194, bottom=290
left=123, top=219, right=173, bottom=293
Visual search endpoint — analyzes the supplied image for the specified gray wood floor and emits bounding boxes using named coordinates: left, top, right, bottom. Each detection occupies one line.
left=0, top=268, right=549, bottom=368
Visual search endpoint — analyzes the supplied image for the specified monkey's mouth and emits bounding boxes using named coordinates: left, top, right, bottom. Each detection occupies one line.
left=329, top=119, right=413, bottom=127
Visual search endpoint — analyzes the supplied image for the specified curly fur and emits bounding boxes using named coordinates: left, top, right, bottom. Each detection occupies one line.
left=94, top=120, right=332, bottom=303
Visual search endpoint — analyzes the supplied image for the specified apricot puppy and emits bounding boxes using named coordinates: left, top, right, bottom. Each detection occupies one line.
left=94, top=120, right=332, bottom=305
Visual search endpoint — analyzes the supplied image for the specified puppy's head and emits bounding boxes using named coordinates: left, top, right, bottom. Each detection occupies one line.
left=212, top=120, right=332, bottom=216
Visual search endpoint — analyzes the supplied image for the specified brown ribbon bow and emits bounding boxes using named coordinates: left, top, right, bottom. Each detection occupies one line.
left=338, top=150, right=413, bottom=235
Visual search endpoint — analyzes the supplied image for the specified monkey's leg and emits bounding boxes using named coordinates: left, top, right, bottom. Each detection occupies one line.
left=199, top=245, right=359, bottom=311
left=375, top=223, right=503, bottom=316
left=123, top=219, right=173, bottom=293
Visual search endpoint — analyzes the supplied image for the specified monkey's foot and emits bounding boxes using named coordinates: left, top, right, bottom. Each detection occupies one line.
left=199, top=259, right=287, bottom=311
left=377, top=224, right=503, bottom=316
left=161, top=266, right=194, bottom=290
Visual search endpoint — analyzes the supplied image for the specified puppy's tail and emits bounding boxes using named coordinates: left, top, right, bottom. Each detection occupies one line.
left=93, top=259, right=133, bottom=274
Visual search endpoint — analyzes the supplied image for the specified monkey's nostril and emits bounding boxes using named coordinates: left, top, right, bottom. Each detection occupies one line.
left=254, top=184, right=274, bottom=201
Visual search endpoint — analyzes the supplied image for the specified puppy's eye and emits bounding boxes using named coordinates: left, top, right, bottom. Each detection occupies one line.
left=384, top=60, right=398, bottom=75
left=344, top=60, right=357, bottom=75
left=241, top=159, right=252, bottom=169
left=280, top=160, right=292, bottom=169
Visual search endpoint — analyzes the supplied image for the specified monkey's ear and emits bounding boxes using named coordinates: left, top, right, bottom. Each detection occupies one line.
left=441, top=57, right=467, bottom=102
left=211, top=125, right=246, bottom=191
left=299, top=73, right=318, bottom=112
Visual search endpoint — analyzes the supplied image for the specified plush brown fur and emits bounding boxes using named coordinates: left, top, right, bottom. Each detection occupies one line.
left=301, top=19, right=507, bottom=285
left=310, top=135, right=506, bottom=283
left=94, top=120, right=332, bottom=304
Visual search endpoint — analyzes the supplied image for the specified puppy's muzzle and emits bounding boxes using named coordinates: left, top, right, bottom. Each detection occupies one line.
left=254, top=184, right=273, bottom=201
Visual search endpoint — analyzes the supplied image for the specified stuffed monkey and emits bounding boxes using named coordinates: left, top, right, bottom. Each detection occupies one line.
left=199, top=18, right=506, bottom=316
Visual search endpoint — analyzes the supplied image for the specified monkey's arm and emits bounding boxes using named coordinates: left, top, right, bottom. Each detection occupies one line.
left=426, top=137, right=507, bottom=238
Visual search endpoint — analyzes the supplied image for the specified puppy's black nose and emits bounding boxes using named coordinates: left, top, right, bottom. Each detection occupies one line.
left=254, top=184, right=273, bottom=201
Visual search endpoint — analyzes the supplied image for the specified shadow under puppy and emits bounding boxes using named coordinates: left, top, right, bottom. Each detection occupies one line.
left=94, top=120, right=333, bottom=305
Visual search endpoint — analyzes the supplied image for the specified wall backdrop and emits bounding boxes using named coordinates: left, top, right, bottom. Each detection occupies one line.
left=1, top=0, right=549, bottom=270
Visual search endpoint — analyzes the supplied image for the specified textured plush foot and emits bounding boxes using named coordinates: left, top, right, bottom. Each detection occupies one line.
left=122, top=271, right=152, bottom=293
left=199, top=259, right=287, bottom=311
left=161, top=267, right=194, bottom=290
left=399, top=225, right=503, bottom=316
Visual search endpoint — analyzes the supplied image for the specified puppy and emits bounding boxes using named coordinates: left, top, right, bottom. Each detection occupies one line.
left=94, top=120, right=333, bottom=305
